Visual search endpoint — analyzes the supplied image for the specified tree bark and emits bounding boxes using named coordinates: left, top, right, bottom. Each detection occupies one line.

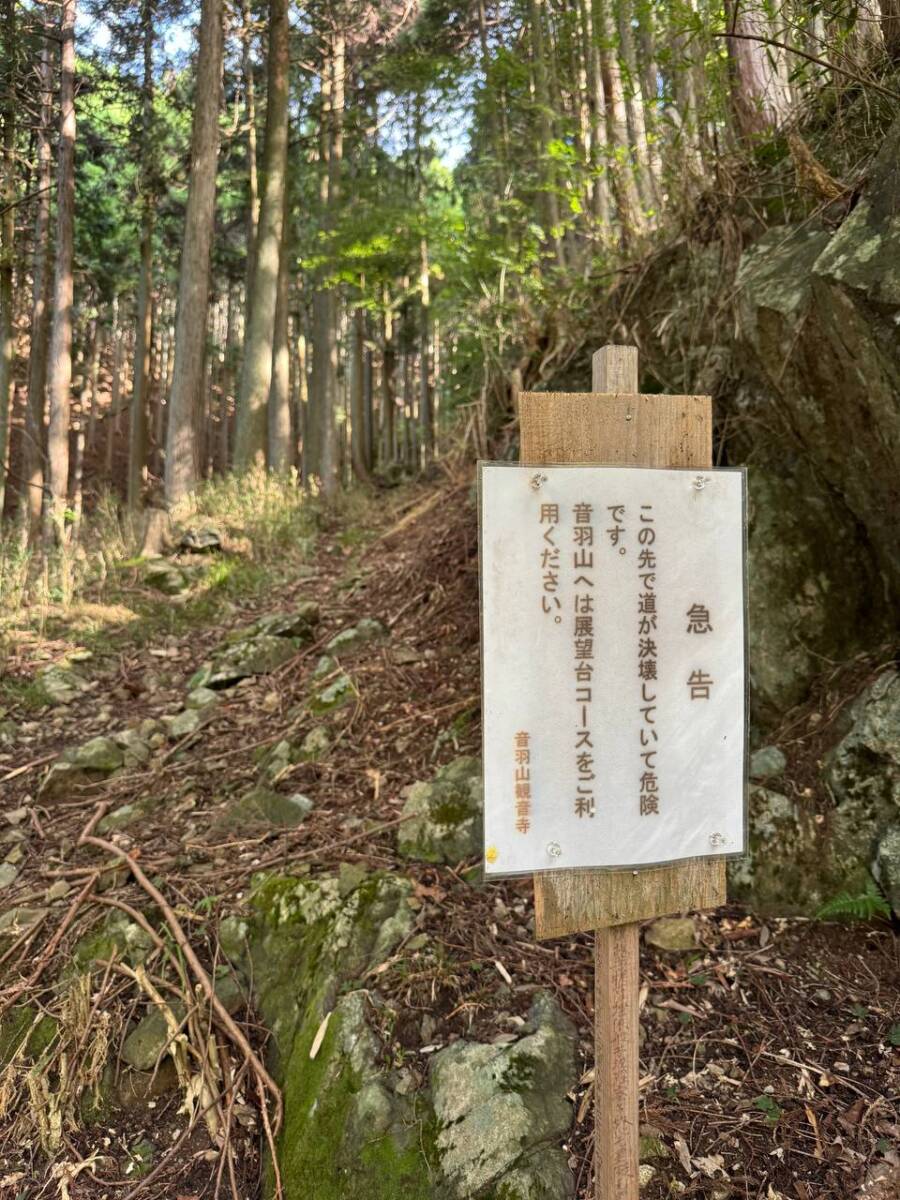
left=46, top=0, right=77, bottom=539
left=128, top=0, right=155, bottom=509
left=593, top=0, right=642, bottom=244
left=349, top=300, right=369, bottom=481
left=22, top=36, right=54, bottom=538
left=268, top=183, right=292, bottom=471
left=234, top=0, right=289, bottom=471
left=529, top=0, right=566, bottom=267
left=0, top=0, right=15, bottom=519
left=240, top=0, right=260, bottom=304
left=724, top=0, right=792, bottom=137
left=164, top=0, right=224, bottom=505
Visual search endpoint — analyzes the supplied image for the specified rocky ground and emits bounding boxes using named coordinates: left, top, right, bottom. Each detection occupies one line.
left=0, top=477, right=897, bottom=1199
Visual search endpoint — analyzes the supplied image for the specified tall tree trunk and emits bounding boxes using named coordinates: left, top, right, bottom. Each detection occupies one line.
left=724, top=0, right=792, bottom=137
left=241, top=0, right=260, bottom=310
left=128, top=0, right=155, bottom=509
left=381, top=301, right=395, bottom=466
left=414, top=99, right=434, bottom=464
left=616, top=0, right=657, bottom=214
left=320, top=31, right=344, bottom=496
left=267, top=186, right=292, bottom=470
left=22, top=37, right=54, bottom=538
left=578, top=0, right=610, bottom=229
left=593, top=0, right=642, bottom=244
left=884, top=0, right=900, bottom=62
left=0, top=0, right=16, bottom=518
left=164, top=0, right=224, bottom=505
left=234, top=0, right=289, bottom=470
left=349, top=300, right=369, bottom=481
left=46, top=0, right=77, bottom=540
left=529, top=0, right=566, bottom=267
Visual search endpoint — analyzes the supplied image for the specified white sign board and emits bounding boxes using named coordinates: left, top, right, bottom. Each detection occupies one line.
left=479, top=464, right=747, bottom=877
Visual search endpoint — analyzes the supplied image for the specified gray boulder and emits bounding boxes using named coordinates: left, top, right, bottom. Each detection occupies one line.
left=220, top=787, right=313, bottom=832
left=430, top=993, right=576, bottom=1199
left=40, top=735, right=125, bottom=798
left=191, top=634, right=301, bottom=690
left=397, top=757, right=483, bottom=864
left=308, top=672, right=356, bottom=714
left=121, top=1002, right=186, bottom=1071
left=325, top=618, right=388, bottom=657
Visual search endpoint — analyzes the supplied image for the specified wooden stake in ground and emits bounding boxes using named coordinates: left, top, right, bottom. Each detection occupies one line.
left=518, top=344, right=727, bottom=1200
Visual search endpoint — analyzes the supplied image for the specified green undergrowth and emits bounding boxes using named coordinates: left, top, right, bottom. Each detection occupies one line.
left=1, top=472, right=397, bottom=681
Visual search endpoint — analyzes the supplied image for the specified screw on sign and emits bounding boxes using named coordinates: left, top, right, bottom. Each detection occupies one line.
left=477, top=345, right=748, bottom=1200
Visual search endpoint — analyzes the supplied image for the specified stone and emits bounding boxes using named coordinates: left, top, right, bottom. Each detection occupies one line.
left=98, top=803, right=146, bottom=834
left=224, top=871, right=577, bottom=1199
left=186, top=686, right=220, bottom=710
left=143, top=559, right=191, bottom=595
left=325, top=618, right=388, bottom=657
left=166, top=708, right=204, bottom=740
left=222, top=787, right=313, bottom=832
left=0, top=1005, right=58, bottom=1067
left=179, top=527, right=222, bottom=553
left=74, top=736, right=125, bottom=773
left=46, top=880, right=72, bottom=902
left=874, top=826, right=900, bottom=914
left=0, top=907, right=47, bottom=936
left=40, top=735, right=125, bottom=798
left=300, top=725, right=330, bottom=761
left=728, top=787, right=821, bottom=914
left=258, top=739, right=298, bottom=782
left=429, top=992, right=576, bottom=1198
left=644, top=916, right=696, bottom=952
left=121, top=1002, right=187, bottom=1072
left=389, top=644, right=424, bottom=666
left=308, top=672, right=356, bottom=714
left=397, top=757, right=483, bottom=865
left=750, top=745, right=787, bottom=781
left=240, top=603, right=320, bottom=641
left=112, top=728, right=152, bottom=763
left=0, top=863, right=18, bottom=889
left=824, top=670, right=899, bottom=906
left=744, top=461, right=887, bottom=716
left=313, top=654, right=338, bottom=679
left=74, top=912, right=155, bottom=969
left=39, top=665, right=88, bottom=705
left=191, top=634, right=301, bottom=690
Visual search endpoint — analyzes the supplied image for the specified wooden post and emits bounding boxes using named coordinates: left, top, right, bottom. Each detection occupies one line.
left=517, top=344, right=727, bottom=1199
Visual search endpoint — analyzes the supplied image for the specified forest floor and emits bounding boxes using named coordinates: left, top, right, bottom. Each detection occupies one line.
left=0, top=474, right=897, bottom=1200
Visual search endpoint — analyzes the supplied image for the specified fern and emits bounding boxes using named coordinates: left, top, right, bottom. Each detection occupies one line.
left=816, top=882, right=892, bottom=922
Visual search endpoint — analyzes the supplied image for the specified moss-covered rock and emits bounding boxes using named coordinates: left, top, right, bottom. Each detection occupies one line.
left=824, top=669, right=899, bottom=910
left=220, top=787, right=313, bottom=832
left=191, top=634, right=302, bottom=690
left=308, top=672, right=356, bottom=715
left=238, top=603, right=320, bottom=641
left=73, top=912, right=155, bottom=970
left=325, top=618, right=388, bottom=657
left=121, top=1002, right=187, bottom=1071
left=0, top=1005, right=58, bottom=1067
left=397, top=757, right=483, bottom=865
left=40, top=736, right=125, bottom=798
left=228, top=869, right=576, bottom=1199
left=730, top=669, right=899, bottom=913
left=429, top=993, right=576, bottom=1199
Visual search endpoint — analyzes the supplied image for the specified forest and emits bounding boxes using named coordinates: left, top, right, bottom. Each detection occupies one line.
left=0, top=0, right=898, bottom=1196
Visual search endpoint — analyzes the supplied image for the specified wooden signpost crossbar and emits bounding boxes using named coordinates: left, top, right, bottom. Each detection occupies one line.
left=518, top=344, right=727, bottom=1200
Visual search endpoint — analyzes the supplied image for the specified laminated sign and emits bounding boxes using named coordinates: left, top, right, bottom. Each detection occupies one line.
left=479, top=463, right=748, bottom=877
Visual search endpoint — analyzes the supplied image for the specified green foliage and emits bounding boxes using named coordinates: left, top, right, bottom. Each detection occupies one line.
left=816, top=883, right=892, bottom=922
left=752, top=1094, right=783, bottom=1123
